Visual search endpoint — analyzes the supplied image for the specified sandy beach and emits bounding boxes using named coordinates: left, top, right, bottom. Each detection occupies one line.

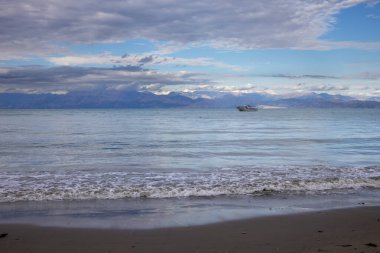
left=1, top=206, right=379, bottom=253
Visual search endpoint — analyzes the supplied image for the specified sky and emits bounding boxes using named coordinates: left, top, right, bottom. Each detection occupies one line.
left=0, top=0, right=380, bottom=98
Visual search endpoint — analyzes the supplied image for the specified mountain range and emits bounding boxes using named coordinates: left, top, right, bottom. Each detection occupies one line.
left=0, top=90, right=380, bottom=109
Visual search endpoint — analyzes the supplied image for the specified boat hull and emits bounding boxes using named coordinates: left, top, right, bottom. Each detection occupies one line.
left=237, top=106, right=258, bottom=111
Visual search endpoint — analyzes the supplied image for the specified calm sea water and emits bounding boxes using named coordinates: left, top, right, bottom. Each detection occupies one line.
left=0, top=108, right=380, bottom=228
left=0, top=108, right=380, bottom=202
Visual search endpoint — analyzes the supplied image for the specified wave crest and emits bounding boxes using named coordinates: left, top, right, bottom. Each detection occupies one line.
left=1, top=166, right=380, bottom=202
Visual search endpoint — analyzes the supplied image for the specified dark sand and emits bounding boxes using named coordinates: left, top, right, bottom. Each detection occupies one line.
left=1, top=206, right=379, bottom=253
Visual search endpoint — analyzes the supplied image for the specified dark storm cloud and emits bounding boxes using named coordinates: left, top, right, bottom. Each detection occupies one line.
left=0, top=0, right=372, bottom=59
left=0, top=65, right=211, bottom=93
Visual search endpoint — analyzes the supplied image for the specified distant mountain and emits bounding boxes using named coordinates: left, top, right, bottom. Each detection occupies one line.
left=0, top=90, right=380, bottom=108
left=276, top=92, right=380, bottom=108
left=0, top=90, right=198, bottom=109
left=188, top=92, right=277, bottom=108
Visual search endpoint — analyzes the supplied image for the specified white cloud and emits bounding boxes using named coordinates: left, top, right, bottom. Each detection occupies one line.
left=171, top=83, right=258, bottom=95
left=48, top=53, right=242, bottom=71
left=1, top=65, right=379, bottom=97
left=287, top=83, right=350, bottom=92
left=0, top=0, right=377, bottom=59
left=347, top=71, right=380, bottom=80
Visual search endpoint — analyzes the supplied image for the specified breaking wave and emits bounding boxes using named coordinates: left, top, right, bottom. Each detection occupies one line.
left=1, top=166, right=380, bottom=202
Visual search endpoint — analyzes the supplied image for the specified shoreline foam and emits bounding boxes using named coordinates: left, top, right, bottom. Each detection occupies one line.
left=2, top=165, right=379, bottom=202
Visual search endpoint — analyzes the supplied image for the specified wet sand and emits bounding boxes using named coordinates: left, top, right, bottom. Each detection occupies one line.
left=0, top=206, right=379, bottom=253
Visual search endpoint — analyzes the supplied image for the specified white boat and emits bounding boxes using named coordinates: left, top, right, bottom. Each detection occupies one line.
left=236, top=105, right=258, bottom=111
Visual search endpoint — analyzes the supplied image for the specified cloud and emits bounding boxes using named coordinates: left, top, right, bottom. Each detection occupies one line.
left=0, top=65, right=211, bottom=94
left=0, top=0, right=377, bottom=59
left=1, top=65, right=378, bottom=97
left=367, top=13, right=380, bottom=19
left=48, top=53, right=242, bottom=70
left=347, top=61, right=380, bottom=67
left=347, top=71, right=380, bottom=80
left=284, top=83, right=350, bottom=93
left=138, top=55, right=155, bottom=64
left=261, top=72, right=380, bottom=80
left=174, top=83, right=258, bottom=95
left=212, top=84, right=256, bottom=94
left=267, top=74, right=340, bottom=79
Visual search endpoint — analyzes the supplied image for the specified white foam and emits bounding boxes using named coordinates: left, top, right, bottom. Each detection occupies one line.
left=1, top=166, right=379, bottom=202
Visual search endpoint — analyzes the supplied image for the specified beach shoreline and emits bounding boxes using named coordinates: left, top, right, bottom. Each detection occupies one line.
left=1, top=206, right=379, bottom=253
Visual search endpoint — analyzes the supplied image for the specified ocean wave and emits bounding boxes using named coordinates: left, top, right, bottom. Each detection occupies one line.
left=1, top=166, right=380, bottom=202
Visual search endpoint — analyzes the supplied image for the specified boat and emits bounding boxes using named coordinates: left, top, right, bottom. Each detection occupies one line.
left=236, top=105, right=258, bottom=111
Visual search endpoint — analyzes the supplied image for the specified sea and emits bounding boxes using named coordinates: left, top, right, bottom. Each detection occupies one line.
left=0, top=108, right=379, bottom=229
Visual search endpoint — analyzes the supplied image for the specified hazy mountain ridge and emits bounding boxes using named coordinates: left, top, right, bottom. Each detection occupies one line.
left=185, top=91, right=380, bottom=108
left=0, top=90, right=380, bottom=108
